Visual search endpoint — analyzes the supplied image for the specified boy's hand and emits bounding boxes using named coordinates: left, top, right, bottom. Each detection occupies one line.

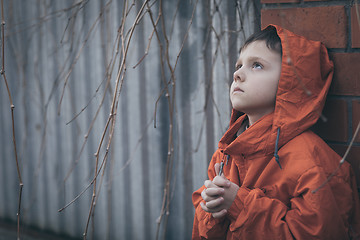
left=212, top=175, right=239, bottom=216
left=200, top=180, right=228, bottom=218
left=201, top=163, right=240, bottom=219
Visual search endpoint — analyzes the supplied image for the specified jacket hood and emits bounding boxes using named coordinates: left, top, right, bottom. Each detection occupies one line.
left=219, top=25, right=334, bottom=159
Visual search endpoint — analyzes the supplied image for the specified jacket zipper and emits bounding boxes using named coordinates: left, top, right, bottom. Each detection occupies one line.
left=219, top=153, right=230, bottom=176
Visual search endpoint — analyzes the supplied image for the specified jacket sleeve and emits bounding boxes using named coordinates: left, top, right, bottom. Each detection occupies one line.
left=192, top=153, right=230, bottom=239
left=192, top=185, right=230, bottom=239
left=226, top=166, right=352, bottom=240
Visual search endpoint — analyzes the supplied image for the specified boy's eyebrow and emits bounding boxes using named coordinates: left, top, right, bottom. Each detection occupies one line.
left=235, top=56, right=270, bottom=67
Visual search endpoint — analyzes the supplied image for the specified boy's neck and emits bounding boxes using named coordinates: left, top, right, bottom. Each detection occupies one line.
left=236, top=118, right=249, bottom=137
left=247, top=108, right=274, bottom=126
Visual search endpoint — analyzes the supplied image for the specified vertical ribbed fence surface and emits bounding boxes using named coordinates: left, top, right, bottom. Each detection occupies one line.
left=0, top=0, right=257, bottom=239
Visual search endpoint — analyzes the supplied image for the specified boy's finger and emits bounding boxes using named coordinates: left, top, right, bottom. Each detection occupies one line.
left=200, top=201, right=222, bottom=213
left=214, top=163, right=220, bottom=175
left=204, top=187, right=224, bottom=197
left=212, top=209, right=227, bottom=219
left=204, top=180, right=218, bottom=189
left=200, top=201, right=212, bottom=213
left=213, top=176, right=231, bottom=188
left=201, top=189, right=216, bottom=202
left=206, top=197, right=224, bottom=209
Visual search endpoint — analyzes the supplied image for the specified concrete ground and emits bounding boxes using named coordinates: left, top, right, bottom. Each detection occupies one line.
left=0, top=220, right=79, bottom=240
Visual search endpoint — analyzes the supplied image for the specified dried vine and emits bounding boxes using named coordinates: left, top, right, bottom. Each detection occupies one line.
left=0, top=0, right=23, bottom=239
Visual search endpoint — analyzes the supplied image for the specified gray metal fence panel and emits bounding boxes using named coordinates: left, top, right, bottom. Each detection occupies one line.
left=0, top=0, right=256, bottom=239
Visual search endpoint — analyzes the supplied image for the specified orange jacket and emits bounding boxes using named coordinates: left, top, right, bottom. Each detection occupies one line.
left=192, top=25, right=360, bottom=239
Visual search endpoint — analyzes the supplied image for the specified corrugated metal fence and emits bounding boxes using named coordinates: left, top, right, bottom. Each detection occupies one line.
left=0, top=0, right=258, bottom=239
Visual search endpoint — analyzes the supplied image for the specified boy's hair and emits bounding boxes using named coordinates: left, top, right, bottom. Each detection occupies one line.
left=241, top=26, right=282, bottom=55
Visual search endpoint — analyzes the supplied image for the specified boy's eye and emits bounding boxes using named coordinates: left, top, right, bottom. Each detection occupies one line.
left=235, top=64, right=242, bottom=70
left=253, top=62, right=263, bottom=69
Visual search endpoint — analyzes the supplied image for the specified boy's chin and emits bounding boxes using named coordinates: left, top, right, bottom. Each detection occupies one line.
left=231, top=102, right=243, bottom=111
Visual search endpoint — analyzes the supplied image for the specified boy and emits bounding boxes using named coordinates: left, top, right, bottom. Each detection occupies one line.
left=192, top=25, right=360, bottom=239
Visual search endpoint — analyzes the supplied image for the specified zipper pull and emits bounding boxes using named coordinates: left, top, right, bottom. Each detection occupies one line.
left=219, top=153, right=229, bottom=176
left=218, top=161, right=224, bottom=176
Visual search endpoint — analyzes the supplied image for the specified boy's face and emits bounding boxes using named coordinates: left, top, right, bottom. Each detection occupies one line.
left=230, top=40, right=282, bottom=118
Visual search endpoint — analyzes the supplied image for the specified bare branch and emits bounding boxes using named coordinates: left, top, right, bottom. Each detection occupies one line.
left=0, top=1, right=23, bottom=239
left=312, top=121, right=360, bottom=194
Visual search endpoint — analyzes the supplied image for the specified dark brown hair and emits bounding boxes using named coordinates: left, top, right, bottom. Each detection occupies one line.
left=241, top=25, right=282, bottom=55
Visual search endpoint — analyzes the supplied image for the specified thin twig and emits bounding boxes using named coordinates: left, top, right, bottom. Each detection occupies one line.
left=148, top=0, right=198, bottom=238
left=62, top=25, right=122, bottom=186
left=57, top=6, right=103, bottom=115
left=132, top=13, right=160, bottom=69
left=82, top=0, right=150, bottom=238
left=0, top=1, right=23, bottom=239
left=312, top=121, right=360, bottom=194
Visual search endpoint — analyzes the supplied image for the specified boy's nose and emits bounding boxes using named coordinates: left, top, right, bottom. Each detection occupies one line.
left=233, top=69, right=245, bottom=82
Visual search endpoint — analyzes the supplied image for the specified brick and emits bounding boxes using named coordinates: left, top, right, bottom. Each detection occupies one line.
left=329, top=53, right=360, bottom=96
left=262, top=0, right=342, bottom=2
left=353, top=100, right=360, bottom=142
left=261, top=0, right=299, bottom=3
left=330, top=144, right=360, bottom=188
left=261, top=6, right=347, bottom=48
left=313, top=98, right=348, bottom=142
left=304, top=0, right=346, bottom=1
left=351, top=4, right=360, bottom=48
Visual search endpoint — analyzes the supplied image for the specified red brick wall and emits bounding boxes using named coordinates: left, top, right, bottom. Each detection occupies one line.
left=261, top=1, right=360, bottom=188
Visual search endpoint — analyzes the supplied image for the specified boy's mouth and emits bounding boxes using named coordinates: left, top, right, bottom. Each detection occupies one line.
left=233, top=87, right=244, bottom=93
